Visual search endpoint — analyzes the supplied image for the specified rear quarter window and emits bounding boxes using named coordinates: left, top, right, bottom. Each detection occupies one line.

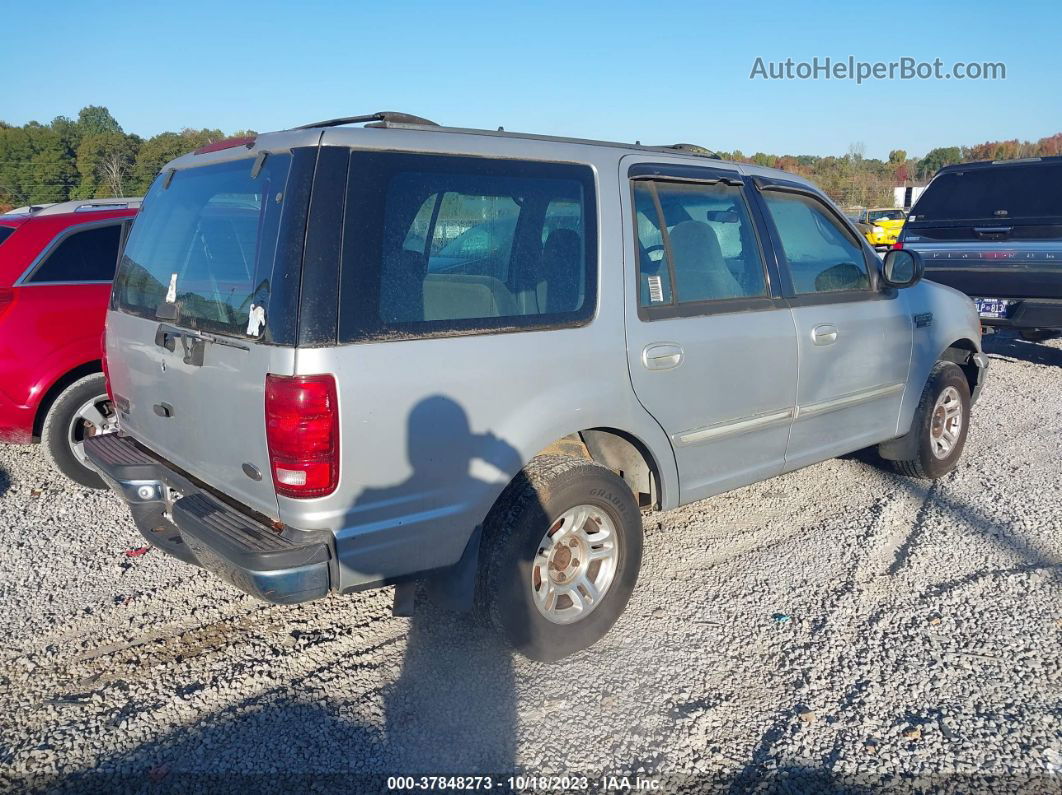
left=0, top=226, right=14, bottom=248
left=28, top=224, right=122, bottom=283
left=339, top=152, right=597, bottom=342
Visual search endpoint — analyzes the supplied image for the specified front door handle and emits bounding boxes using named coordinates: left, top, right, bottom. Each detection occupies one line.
left=642, top=342, right=684, bottom=371
left=812, top=324, right=839, bottom=346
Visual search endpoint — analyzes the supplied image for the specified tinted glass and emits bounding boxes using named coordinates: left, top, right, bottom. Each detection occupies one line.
left=29, top=224, right=121, bottom=283
left=341, top=152, right=596, bottom=341
left=913, top=161, right=1062, bottom=221
left=763, top=192, right=869, bottom=294
left=634, top=180, right=767, bottom=307
left=0, top=226, right=13, bottom=248
left=113, top=155, right=290, bottom=336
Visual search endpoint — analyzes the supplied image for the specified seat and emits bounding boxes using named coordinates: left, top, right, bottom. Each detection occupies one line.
left=537, top=228, right=582, bottom=313
left=667, top=221, right=744, bottom=302
left=422, top=273, right=517, bottom=320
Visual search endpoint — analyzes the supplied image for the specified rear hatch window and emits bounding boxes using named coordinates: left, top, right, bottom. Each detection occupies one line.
left=909, top=160, right=1062, bottom=241
left=113, top=155, right=292, bottom=337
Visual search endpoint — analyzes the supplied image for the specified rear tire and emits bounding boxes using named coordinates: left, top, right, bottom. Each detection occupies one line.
left=478, top=455, right=642, bottom=662
left=890, top=361, right=970, bottom=480
left=40, top=373, right=116, bottom=489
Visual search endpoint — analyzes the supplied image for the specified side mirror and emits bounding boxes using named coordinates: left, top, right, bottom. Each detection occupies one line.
left=881, top=248, right=924, bottom=289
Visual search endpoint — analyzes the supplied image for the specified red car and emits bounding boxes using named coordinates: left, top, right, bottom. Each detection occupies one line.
left=0, top=198, right=140, bottom=487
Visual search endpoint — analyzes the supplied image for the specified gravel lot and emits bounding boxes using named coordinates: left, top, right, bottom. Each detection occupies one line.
left=1, top=332, right=1060, bottom=793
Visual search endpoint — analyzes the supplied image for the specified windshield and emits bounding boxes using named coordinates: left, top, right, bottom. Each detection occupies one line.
left=112, top=155, right=291, bottom=337
left=867, top=210, right=905, bottom=222
left=913, top=161, right=1062, bottom=222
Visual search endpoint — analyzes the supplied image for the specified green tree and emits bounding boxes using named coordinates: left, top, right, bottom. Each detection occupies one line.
left=918, top=146, right=962, bottom=179
left=75, top=131, right=140, bottom=198
left=76, top=105, right=122, bottom=138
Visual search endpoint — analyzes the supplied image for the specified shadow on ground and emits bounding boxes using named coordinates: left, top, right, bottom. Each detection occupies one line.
left=982, top=331, right=1062, bottom=368
left=43, top=603, right=518, bottom=794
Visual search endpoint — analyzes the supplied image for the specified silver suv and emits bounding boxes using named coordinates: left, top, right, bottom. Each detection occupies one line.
left=87, top=113, right=987, bottom=661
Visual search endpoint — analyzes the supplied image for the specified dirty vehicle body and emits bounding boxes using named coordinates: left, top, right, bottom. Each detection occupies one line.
left=88, top=115, right=986, bottom=660
left=901, top=156, right=1062, bottom=339
left=0, top=199, right=139, bottom=486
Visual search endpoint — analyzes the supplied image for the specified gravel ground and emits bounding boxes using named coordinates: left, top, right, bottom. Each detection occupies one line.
left=1, top=332, right=1060, bottom=793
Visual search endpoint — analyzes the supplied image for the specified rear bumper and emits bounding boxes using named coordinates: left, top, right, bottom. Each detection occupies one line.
left=976, top=298, right=1062, bottom=330
left=84, top=434, right=333, bottom=605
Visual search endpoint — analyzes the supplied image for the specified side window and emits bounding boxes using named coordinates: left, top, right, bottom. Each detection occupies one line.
left=762, top=192, right=870, bottom=294
left=29, top=224, right=122, bottom=283
left=634, top=180, right=767, bottom=309
left=340, top=152, right=597, bottom=341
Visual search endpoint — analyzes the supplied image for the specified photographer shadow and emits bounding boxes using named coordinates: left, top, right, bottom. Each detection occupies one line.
left=50, top=396, right=524, bottom=792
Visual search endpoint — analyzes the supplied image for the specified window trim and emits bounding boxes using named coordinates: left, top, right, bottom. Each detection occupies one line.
left=750, top=177, right=891, bottom=305
left=629, top=168, right=780, bottom=322
left=337, top=150, right=599, bottom=344
left=15, top=219, right=128, bottom=287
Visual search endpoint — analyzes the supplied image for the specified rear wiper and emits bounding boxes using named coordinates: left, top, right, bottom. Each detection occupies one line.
left=155, top=324, right=250, bottom=366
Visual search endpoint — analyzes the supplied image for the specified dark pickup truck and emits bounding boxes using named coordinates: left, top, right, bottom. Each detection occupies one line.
left=899, top=156, right=1062, bottom=339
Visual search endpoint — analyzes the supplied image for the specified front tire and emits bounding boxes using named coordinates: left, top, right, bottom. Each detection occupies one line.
left=40, top=373, right=116, bottom=489
left=478, top=455, right=643, bottom=662
left=890, top=361, right=971, bottom=480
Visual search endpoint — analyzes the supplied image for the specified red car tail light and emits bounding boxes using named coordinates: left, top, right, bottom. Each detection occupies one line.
left=100, top=330, right=114, bottom=402
left=0, top=287, right=15, bottom=321
left=891, top=242, right=904, bottom=250
left=265, top=374, right=339, bottom=498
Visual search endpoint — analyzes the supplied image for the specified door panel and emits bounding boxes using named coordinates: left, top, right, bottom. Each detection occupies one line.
left=626, top=312, right=798, bottom=501
left=786, top=300, right=911, bottom=469
left=620, top=160, right=798, bottom=504
left=754, top=185, right=913, bottom=469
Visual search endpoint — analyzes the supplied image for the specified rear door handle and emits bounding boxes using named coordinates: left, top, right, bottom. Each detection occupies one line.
left=811, top=324, right=838, bottom=346
left=642, top=342, right=684, bottom=370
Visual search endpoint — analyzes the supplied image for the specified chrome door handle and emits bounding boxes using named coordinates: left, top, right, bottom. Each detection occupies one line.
left=811, top=324, right=838, bottom=346
left=642, top=343, right=684, bottom=370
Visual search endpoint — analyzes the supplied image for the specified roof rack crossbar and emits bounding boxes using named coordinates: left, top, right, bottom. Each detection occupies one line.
left=295, top=111, right=439, bottom=130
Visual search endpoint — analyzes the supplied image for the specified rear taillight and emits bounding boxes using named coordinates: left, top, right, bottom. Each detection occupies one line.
left=891, top=242, right=904, bottom=250
left=265, top=374, right=339, bottom=499
left=0, top=288, right=14, bottom=321
left=100, top=330, right=114, bottom=402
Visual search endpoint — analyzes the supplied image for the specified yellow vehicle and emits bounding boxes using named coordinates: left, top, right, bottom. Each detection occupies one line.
left=857, top=208, right=907, bottom=249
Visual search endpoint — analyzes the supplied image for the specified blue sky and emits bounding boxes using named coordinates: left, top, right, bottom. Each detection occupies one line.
left=3, top=0, right=1059, bottom=159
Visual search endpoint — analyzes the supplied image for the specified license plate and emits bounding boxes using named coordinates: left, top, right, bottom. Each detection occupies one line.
left=974, top=298, right=1011, bottom=319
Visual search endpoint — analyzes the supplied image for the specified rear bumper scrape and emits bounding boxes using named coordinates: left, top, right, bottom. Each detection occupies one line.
left=84, top=434, right=332, bottom=605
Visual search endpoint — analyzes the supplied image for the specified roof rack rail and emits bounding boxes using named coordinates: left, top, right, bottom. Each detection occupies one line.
left=34, top=198, right=142, bottom=217
left=294, top=111, right=439, bottom=130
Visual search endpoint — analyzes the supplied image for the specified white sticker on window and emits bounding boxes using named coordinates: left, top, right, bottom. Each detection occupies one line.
left=648, top=274, right=664, bottom=303
left=246, top=304, right=266, bottom=337
left=165, top=273, right=177, bottom=303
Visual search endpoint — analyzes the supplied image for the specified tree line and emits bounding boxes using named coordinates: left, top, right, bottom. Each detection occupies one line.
left=715, top=132, right=1062, bottom=209
left=0, top=106, right=253, bottom=211
left=2, top=105, right=1060, bottom=212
